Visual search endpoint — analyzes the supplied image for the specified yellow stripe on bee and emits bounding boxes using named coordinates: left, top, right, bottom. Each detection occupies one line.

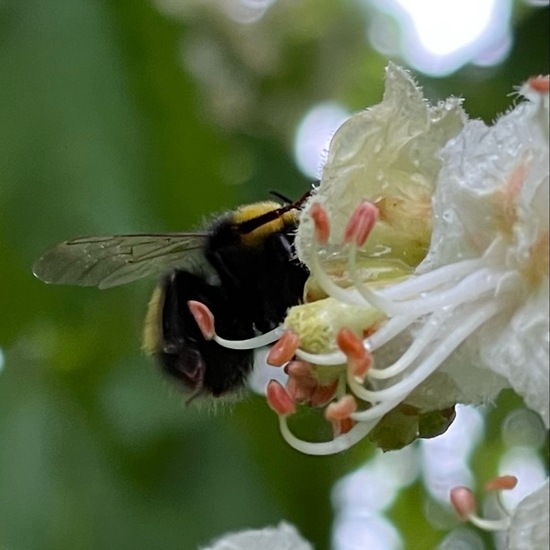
left=232, top=201, right=299, bottom=245
left=142, top=285, right=164, bottom=355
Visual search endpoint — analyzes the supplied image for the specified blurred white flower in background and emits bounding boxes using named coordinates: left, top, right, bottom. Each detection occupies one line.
left=365, top=0, right=513, bottom=76
left=506, top=479, right=549, bottom=550
left=201, top=521, right=312, bottom=550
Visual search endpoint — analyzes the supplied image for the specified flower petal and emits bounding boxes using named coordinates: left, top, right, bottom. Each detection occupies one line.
left=201, top=522, right=313, bottom=550
left=419, top=78, right=549, bottom=426
left=297, top=62, right=466, bottom=270
left=507, top=479, right=549, bottom=550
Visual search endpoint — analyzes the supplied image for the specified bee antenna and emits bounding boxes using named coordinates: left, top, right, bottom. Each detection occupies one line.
left=237, top=190, right=313, bottom=235
left=269, top=191, right=293, bottom=204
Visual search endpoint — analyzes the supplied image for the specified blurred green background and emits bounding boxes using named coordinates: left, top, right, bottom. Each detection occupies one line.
left=0, top=1, right=548, bottom=549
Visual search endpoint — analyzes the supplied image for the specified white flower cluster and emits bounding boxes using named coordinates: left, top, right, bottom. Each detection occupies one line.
left=275, top=65, right=549, bottom=455
left=215, top=65, right=549, bottom=550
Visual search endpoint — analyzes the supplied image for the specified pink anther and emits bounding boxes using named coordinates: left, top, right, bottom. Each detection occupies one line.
left=528, top=75, right=549, bottom=93
left=266, top=330, right=300, bottom=366
left=285, top=361, right=338, bottom=407
left=187, top=300, right=216, bottom=340
left=309, top=379, right=339, bottom=408
left=331, top=417, right=355, bottom=437
left=485, top=475, right=518, bottom=492
left=309, top=202, right=331, bottom=244
left=325, top=395, right=358, bottom=421
left=450, top=486, right=477, bottom=521
left=344, top=200, right=379, bottom=246
left=336, top=327, right=372, bottom=380
left=285, top=360, right=314, bottom=377
left=266, top=379, right=296, bottom=416
left=287, top=372, right=317, bottom=403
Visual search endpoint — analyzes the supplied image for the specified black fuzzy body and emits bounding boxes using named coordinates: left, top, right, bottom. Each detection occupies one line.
left=153, top=208, right=309, bottom=398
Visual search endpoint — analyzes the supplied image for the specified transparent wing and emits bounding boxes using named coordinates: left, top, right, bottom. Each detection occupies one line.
left=32, top=233, right=209, bottom=289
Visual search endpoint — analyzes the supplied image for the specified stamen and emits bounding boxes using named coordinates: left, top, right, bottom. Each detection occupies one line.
left=266, top=380, right=296, bottom=416
left=485, top=475, right=519, bottom=518
left=295, top=348, right=346, bottom=366
left=381, top=258, right=485, bottom=300
left=287, top=370, right=318, bottom=404
left=187, top=300, right=215, bottom=340
left=266, top=330, right=300, bottom=366
left=366, top=314, right=417, bottom=351
left=308, top=379, right=340, bottom=407
left=214, top=326, right=285, bottom=350
left=277, top=413, right=380, bottom=455
left=450, top=486, right=477, bottom=521
left=468, top=514, right=511, bottom=532
left=188, top=300, right=287, bottom=350
left=309, top=202, right=331, bottom=244
left=345, top=372, right=401, bottom=417
left=348, top=240, right=404, bottom=315
left=285, top=361, right=317, bottom=402
left=284, top=360, right=313, bottom=377
left=343, top=201, right=379, bottom=246
left=306, top=203, right=363, bottom=306
left=325, top=395, right=358, bottom=421
left=336, top=328, right=372, bottom=381
left=368, top=308, right=446, bottom=380
left=308, top=241, right=363, bottom=306
left=286, top=361, right=340, bottom=406
left=414, top=266, right=509, bottom=315
left=485, top=475, right=518, bottom=492
left=404, top=268, right=511, bottom=314
left=351, top=300, right=500, bottom=419
left=355, top=256, right=501, bottom=318
left=528, top=75, right=549, bottom=93
left=331, top=417, right=355, bottom=437
left=450, top=485, right=512, bottom=532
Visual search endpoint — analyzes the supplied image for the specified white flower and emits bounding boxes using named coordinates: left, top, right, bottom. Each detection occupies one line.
left=297, top=62, right=466, bottom=270
left=419, top=75, right=549, bottom=428
left=205, top=65, right=548, bottom=460
left=200, top=522, right=313, bottom=550
left=263, top=68, right=549, bottom=456
left=507, top=479, right=549, bottom=550
left=205, top=66, right=548, bottom=547
left=449, top=475, right=549, bottom=549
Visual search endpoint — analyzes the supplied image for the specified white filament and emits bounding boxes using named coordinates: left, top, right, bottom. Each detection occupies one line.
left=214, top=326, right=285, bottom=350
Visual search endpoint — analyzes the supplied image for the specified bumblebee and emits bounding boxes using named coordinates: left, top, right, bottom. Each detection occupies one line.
left=33, top=194, right=310, bottom=399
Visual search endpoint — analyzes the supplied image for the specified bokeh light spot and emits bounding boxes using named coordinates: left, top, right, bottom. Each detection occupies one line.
left=294, top=102, right=350, bottom=179
left=501, top=408, right=547, bottom=449
left=366, top=0, right=512, bottom=76
left=331, top=446, right=417, bottom=549
left=421, top=405, right=484, bottom=503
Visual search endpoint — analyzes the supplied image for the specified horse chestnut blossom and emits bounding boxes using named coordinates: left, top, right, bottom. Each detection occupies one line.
left=206, top=65, right=548, bottom=549
left=265, top=66, right=548, bottom=457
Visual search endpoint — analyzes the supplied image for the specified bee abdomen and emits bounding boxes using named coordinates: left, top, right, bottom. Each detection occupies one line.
left=145, top=270, right=255, bottom=397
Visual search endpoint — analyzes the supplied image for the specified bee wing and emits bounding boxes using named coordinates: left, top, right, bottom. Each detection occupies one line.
left=32, top=233, right=209, bottom=289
